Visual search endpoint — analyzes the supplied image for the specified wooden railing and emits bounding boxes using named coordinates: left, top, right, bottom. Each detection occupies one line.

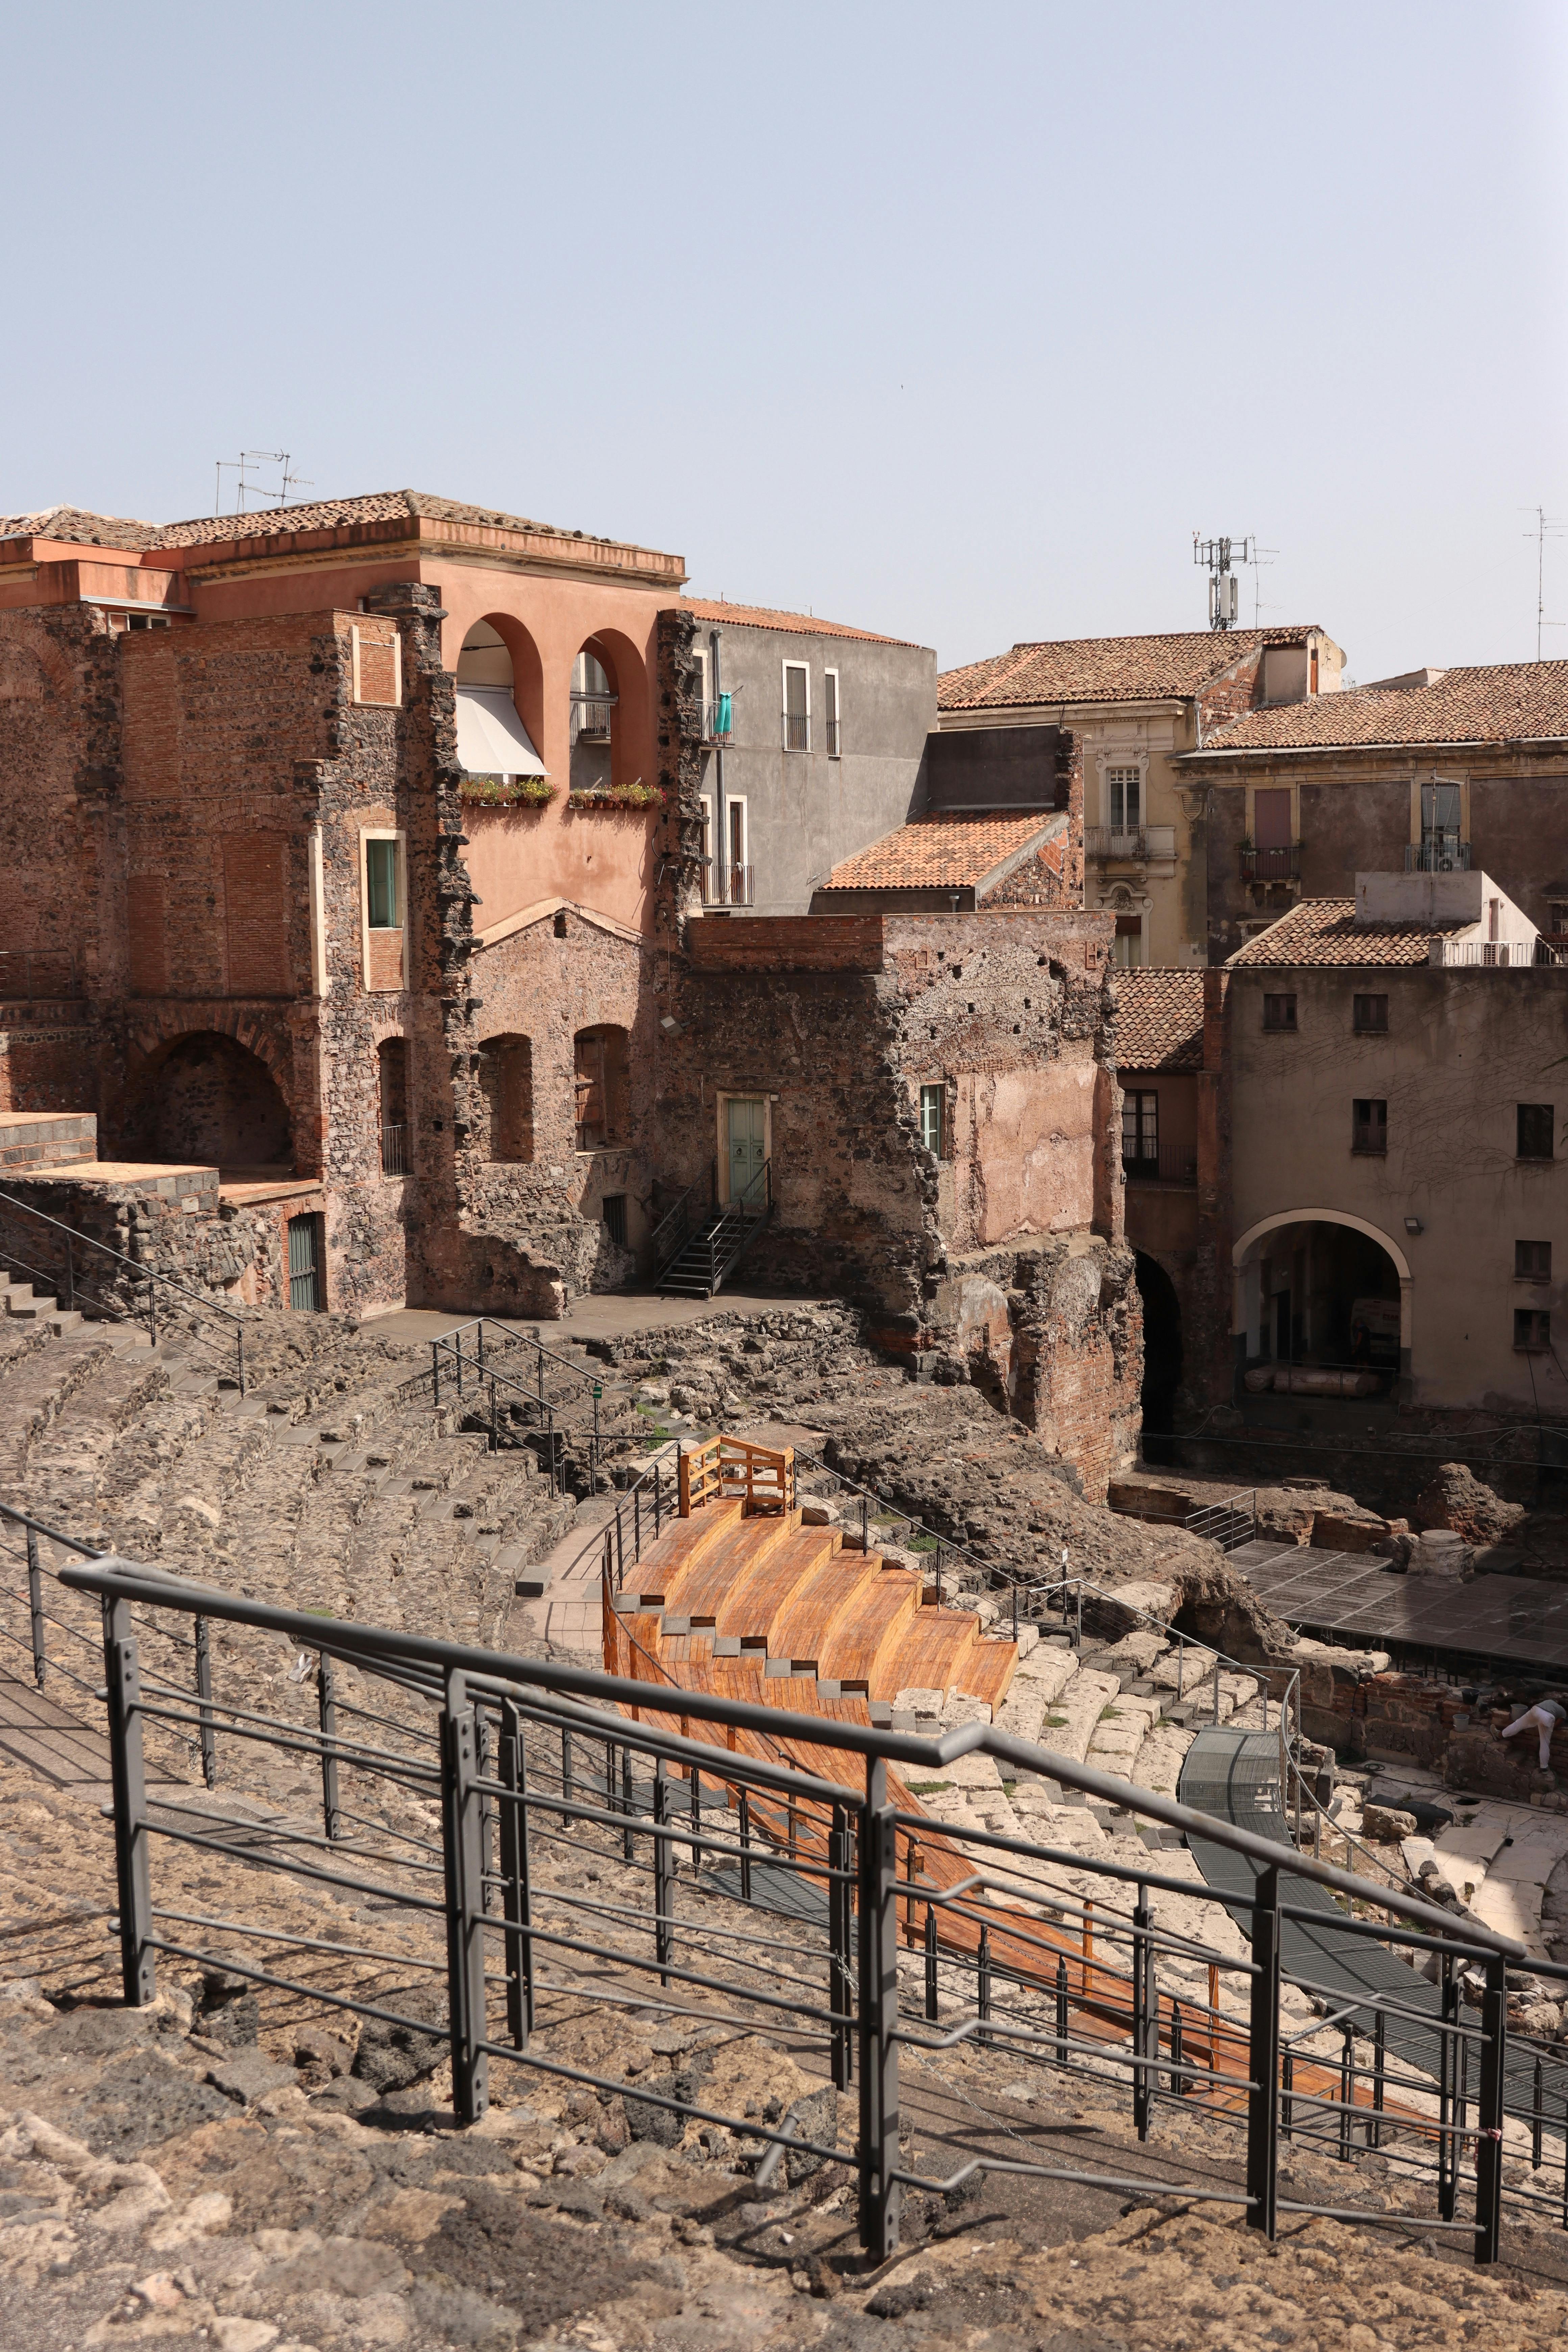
left=678, top=1432, right=795, bottom=1518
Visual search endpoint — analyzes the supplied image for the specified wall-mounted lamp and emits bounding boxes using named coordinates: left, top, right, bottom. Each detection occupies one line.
left=660, top=1015, right=682, bottom=1034
left=1404, top=1217, right=1424, bottom=1235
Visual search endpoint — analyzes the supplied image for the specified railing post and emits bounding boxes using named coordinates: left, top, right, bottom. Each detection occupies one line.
left=1244, top=1863, right=1279, bottom=2240
left=653, top=1466, right=662, bottom=1537
left=856, top=1758, right=901, bottom=2263
left=1055, top=1953, right=1069, bottom=2065
left=1338, top=2022, right=1354, bottom=2161
left=499, top=1699, right=533, bottom=2049
left=455, top=1326, right=464, bottom=1400
left=977, top=1924, right=992, bottom=2049
left=1439, top=1955, right=1459, bottom=2221
left=147, top=1271, right=157, bottom=1350
left=65, top=1233, right=74, bottom=1312
left=738, top=1785, right=752, bottom=1901
left=1132, top=1881, right=1152, bottom=2141
left=1372, top=2010, right=1386, bottom=2150
left=489, top=1375, right=498, bottom=1455
left=831, top=1804, right=853, bottom=2089
left=317, top=1652, right=341, bottom=1838
left=654, top=1760, right=674, bottom=1988
left=1475, top=1953, right=1506, bottom=2264
left=431, top=1340, right=441, bottom=1408
left=561, top=1724, right=574, bottom=1823
left=439, top=1667, right=489, bottom=2124
left=621, top=1746, right=635, bottom=1865
left=194, top=1613, right=217, bottom=1790
left=237, top=1325, right=246, bottom=1397
left=102, top=1594, right=155, bottom=2006
left=26, top=1521, right=45, bottom=1688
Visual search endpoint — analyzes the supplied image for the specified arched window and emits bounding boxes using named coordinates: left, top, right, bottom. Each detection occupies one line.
left=377, top=1038, right=409, bottom=1176
left=573, top=1024, right=629, bottom=1151
left=476, top=1035, right=534, bottom=1163
left=455, top=619, right=546, bottom=792
left=136, top=1031, right=291, bottom=1170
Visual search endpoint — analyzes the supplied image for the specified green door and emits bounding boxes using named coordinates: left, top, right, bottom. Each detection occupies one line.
left=726, top=1098, right=766, bottom=1202
left=288, top=1213, right=322, bottom=1312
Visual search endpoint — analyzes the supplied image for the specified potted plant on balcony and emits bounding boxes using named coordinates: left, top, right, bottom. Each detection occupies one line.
left=567, top=776, right=668, bottom=813
left=460, top=773, right=556, bottom=809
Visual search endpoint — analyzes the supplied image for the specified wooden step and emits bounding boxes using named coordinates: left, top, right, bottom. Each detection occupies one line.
left=712, top=1526, right=840, bottom=1648
left=663, top=1508, right=801, bottom=1627
left=765, top=1552, right=886, bottom=1675
left=626, top=1497, right=744, bottom=1608
left=885, top=1604, right=982, bottom=1696
left=817, top=1568, right=922, bottom=1695
left=956, top=1639, right=1019, bottom=1712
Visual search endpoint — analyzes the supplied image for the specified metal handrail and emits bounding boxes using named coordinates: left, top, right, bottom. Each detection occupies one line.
left=421, top=1318, right=605, bottom=1490
left=0, top=1185, right=245, bottom=1391
left=650, top=1174, right=707, bottom=1278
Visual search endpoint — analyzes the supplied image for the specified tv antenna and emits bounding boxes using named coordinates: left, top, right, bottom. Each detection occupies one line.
left=213, top=450, right=314, bottom=517
left=1521, top=506, right=1566, bottom=660
left=1193, top=533, right=1256, bottom=631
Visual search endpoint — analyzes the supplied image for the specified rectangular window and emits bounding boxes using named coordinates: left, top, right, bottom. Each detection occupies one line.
left=1516, top=1240, right=1552, bottom=1280
left=1112, top=915, right=1143, bottom=967
left=1121, top=1089, right=1158, bottom=1170
left=1550, top=902, right=1568, bottom=938
left=1421, top=779, right=1463, bottom=853
left=1516, top=1308, right=1551, bottom=1353
left=698, top=794, right=715, bottom=901
left=1352, top=1098, right=1388, bottom=1155
left=824, top=667, right=840, bottom=757
left=1518, top=1103, right=1555, bottom=1161
left=602, top=1193, right=628, bottom=1249
left=920, top=1083, right=944, bottom=1156
left=365, top=838, right=400, bottom=929
left=1353, top=994, right=1388, bottom=1033
left=782, top=661, right=809, bottom=752
left=1263, top=993, right=1297, bottom=1031
left=1106, top=766, right=1140, bottom=831
left=1252, top=787, right=1293, bottom=850
left=351, top=625, right=401, bottom=707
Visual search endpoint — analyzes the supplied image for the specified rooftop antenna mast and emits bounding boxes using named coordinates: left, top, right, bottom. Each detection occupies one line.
left=1521, top=506, right=1566, bottom=660
left=1193, top=532, right=1255, bottom=631
left=213, top=450, right=311, bottom=518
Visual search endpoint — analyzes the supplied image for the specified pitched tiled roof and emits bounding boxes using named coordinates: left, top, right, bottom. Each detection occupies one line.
left=937, top=626, right=1324, bottom=711
left=1192, top=662, right=1568, bottom=753
left=681, top=597, right=922, bottom=648
left=0, top=491, right=663, bottom=558
left=1114, top=970, right=1205, bottom=1071
left=1226, top=900, right=1467, bottom=968
left=817, top=811, right=1059, bottom=891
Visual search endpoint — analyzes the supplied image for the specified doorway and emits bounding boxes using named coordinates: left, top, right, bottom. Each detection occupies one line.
left=288, top=1214, right=323, bottom=1312
left=726, top=1098, right=766, bottom=1203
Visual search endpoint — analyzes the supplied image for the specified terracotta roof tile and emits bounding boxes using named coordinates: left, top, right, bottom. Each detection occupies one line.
left=1192, top=661, right=1568, bottom=753
left=1113, top=970, right=1205, bottom=1071
left=817, top=811, right=1060, bottom=892
left=681, top=597, right=922, bottom=647
left=937, top=626, right=1324, bottom=711
left=0, top=491, right=667, bottom=560
left=1225, top=900, right=1468, bottom=969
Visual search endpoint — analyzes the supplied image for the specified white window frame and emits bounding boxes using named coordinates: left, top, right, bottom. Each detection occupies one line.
left=782, top=659, right=810, bottom=753
left=824, top=666, right=841, bottom=758
left=692, top=647, right=709, bottom=711
left=919, top=1082, right=944, bottom=1156
left=1105, top=763, right=1142, bottom=832
left=698, top=792, right=716, bottom=903
left=724, top=794, right=749, bottom=906
left=360, top=827, right=408, bottom=993
left=350, top=625, right=402, bottom=708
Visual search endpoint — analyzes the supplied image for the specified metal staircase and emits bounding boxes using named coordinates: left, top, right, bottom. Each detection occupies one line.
left=653, top=1159, right=773, bottom=1298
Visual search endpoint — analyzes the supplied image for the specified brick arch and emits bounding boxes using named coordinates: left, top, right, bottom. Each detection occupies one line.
left=0, top=622, right=74, bottom=704
left=127, top=1003, right=293, bottom=1092
left=122, top=1015, right=295, bottom=1171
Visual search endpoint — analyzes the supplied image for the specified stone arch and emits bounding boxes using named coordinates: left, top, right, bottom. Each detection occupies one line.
left=573, top=1023, right=629, bottom=1151
left=128, top=1028, right=293, bottom=1169
left=474, top=1033, right=535, bottom=1163
left=457, top=613, right=545, bottom=754
left=569, top=627, right=649, bottom=796
left=1232, top=1208, right=1412, bottom=1367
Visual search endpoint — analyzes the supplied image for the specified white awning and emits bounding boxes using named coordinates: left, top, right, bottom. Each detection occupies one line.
left=455, top=685, right=547, bottom=778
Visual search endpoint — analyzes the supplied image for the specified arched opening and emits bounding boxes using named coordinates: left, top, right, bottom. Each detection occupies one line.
left=570, top=639, right=617, bottom=795
left=377, top=1038, right=409, bottom=1177
left=1134, top=1251, right=1183, bottom=1454
left=573, top=1024, right=629, bottom=1152
left=1235, top=1213, right=1407, bottom=1397
left=139, top=1032, right=291, bottom=1171
left=475, top=1035, right=535, bottom=1164
left=455, top=618, right=546, bottom=793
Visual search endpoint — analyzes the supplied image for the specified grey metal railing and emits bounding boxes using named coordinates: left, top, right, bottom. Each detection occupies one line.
left=30, top=1512, right=1568, bottom=2269
left=1240, top=846, right=1301, bottom=882
left=1122, top=1140, right=1198, bottom=1185
left=1406, top=839, right=1471, bottom=873
left=0, top=1186, right=246, bottom=1391
left=405, top=1316, right=607, bottom=1493
left=650, top=1173, right=708, bottom=1282
left=379, top=1123, right=410, bottom=1178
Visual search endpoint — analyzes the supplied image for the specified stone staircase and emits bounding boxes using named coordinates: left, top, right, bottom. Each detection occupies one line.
left=0, top=1266, right=85, bottom=1334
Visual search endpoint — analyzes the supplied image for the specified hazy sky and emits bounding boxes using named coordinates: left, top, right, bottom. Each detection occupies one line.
left=7, top=2, right=1567, bottom=682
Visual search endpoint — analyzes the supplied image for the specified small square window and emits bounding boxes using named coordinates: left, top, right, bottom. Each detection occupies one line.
left=920, top=1084, right=944, bottom=1156
left=1518, top=1103, right=1555, bottom=1161
left=1516, top=1308, right=1551, bottom=1352
left=1353, top=994, right=1388, bottom=1033
left=1263, top=993, right=1297, bottom=1032
left=1352, top=1097, right=1387, bottom=1154
left=1517, top=1240, right=1552, bottom=1280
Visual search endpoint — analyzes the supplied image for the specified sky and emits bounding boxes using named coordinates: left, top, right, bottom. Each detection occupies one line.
left=6, top=1, right=1567, bottom=682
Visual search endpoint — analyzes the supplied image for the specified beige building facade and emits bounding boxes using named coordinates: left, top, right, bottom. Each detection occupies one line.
left=938, top=627, right=1343, bottom=969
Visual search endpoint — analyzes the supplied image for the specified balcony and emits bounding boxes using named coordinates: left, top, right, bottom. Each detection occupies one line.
left=1085, top=825, right=1175, bottom=862
left=1405, top=838, right=1471, bottom=873
left=1123, top=1141, right=1197, bottom=1186
left=1240, top=844, right=1301, bottom=883
left=782, top=711, right=810, bottom=753
left=701, top=861, right=754, bottom=909
left=379, top=1124, right=411, bottom=1178
left=570, top=691, right=615, bottom=745
left=700, top=697, right=733, bottom=744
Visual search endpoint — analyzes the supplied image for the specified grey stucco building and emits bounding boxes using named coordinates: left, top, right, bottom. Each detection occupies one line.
left=678, top=597, right=937, bottom=914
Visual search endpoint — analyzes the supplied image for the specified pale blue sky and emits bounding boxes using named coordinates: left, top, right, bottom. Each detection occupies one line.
left=7, top=1, right=1566, bottom=681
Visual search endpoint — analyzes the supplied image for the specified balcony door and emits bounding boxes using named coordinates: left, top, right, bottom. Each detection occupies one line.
left=1253, top=790, right=1292, bottom=849
left=726, top=1097, right=767, bottom=1204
